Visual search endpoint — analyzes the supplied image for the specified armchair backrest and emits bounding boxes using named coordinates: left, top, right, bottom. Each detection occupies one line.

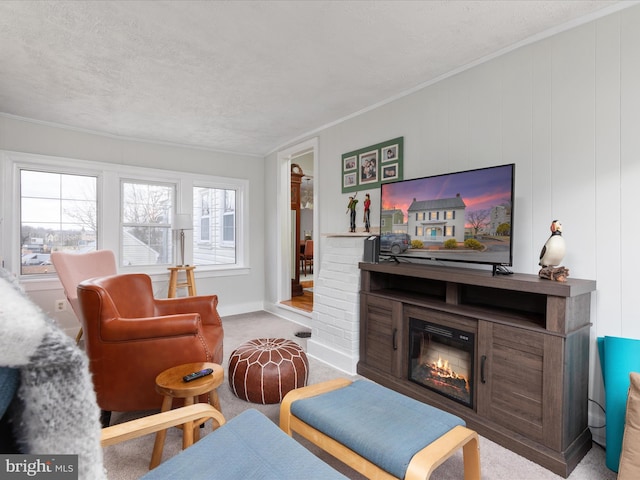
left=51, top=250, right=117, bottom=319
left=78, top=273, right=157, bottom=320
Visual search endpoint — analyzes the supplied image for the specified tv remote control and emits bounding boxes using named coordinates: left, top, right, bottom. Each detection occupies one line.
left=183, top=368, right=214, bottom=382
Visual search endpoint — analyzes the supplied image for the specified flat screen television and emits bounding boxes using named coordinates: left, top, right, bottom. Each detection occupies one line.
left=379, top=163, right=515, bottom=273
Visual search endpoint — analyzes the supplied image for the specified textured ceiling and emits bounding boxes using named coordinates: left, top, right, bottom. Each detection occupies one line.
left=0, top=0, right=626, bottom=156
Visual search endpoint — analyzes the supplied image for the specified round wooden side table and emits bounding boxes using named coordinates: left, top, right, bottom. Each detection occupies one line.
left=149, top=362, right=223, bottom=469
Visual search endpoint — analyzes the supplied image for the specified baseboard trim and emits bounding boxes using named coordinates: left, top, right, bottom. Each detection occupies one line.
left=264, top=302, right=312, bottom=326
left=307, top=338, right=358, bottom=375
left=218, top=301, right=265, bottom=318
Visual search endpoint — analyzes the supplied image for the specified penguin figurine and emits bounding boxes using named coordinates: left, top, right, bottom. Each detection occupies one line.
left=539, top=220, right=566, bottom=267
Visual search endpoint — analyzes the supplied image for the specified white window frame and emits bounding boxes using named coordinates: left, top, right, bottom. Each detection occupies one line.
left=199, top=190, right=211, bottom=243
left=120, top=178, right=176, bottom=267
left=192, top=180, right=246, bottom=266
left=1, top=150, right=249, bottom=280
left=221, top=190, right=236, bottom=247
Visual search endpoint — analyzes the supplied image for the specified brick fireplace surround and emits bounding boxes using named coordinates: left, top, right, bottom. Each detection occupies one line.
left=307, top=234, right=367, bottom=375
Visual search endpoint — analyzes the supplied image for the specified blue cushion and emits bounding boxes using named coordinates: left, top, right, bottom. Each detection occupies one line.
left=290, top=380, right=465, bottom=479
left=0, top=367, right=19, bottom=418
left=141, top=408, right=347, bottom=480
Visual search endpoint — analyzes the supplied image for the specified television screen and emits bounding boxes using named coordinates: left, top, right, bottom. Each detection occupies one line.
left=379, top=163, right=515, bottom=267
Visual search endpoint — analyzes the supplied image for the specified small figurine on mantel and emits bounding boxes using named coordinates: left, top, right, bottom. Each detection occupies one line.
left=363, top=193, right=371, bottom=233
left=346, top=193, right=359, bottom=233
left=538, top=220, right=569, bottom=282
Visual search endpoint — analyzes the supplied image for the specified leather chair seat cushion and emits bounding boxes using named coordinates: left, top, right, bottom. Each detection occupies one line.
left=228, top=338, right=308, bottom=404
left=140, top=409, right=347, bottom=479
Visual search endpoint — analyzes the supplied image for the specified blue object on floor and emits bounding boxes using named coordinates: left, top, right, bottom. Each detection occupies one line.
left=598, top=336, right=640, bottom=472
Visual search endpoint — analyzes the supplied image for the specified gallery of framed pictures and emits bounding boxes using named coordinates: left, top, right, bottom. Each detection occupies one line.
left=341, top=137, right=403, bottom=194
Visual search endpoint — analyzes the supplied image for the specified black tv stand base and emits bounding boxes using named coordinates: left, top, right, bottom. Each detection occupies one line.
left=493, top=265, right=513, bottom=276
left=380, top=255, right=400, bottom=264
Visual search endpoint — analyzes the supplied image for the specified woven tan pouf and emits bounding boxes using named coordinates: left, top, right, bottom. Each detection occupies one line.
left=228, top=338, right=309, bottom=404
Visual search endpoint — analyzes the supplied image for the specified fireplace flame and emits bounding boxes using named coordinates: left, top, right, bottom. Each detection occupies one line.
left=411, top=335, right=473, bottom=406
left=434, top=356, right=464, bottom=381
left=436, top=356, right=448, bottom=371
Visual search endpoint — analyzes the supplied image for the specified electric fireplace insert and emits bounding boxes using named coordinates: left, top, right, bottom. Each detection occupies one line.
left=408, top=317, right=475, bottom=408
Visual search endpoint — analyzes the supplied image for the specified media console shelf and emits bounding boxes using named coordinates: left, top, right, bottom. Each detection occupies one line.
left=358, top=262, right=596, bottom=478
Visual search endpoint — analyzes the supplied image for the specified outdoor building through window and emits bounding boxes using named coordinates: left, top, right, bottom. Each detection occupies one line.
left=194, top=186, right=236, bottom=265
left=121, top=181, right=174, bottom=266
left=20, top=169, right=98, bottom=275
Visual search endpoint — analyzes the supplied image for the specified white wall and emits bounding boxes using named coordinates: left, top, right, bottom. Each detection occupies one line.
left=266, top=5, right=640, bottom=445
left=0, top=115, right=266, bottom=333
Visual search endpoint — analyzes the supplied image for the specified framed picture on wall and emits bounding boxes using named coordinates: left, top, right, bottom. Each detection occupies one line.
left=359, top=150, right=378, bottom=185
left=382, top=163, right=399, bottom=181
left=343, top=172, right=357, bottom=188
left=341, top=136, right=403, bottom=193
left=382, top=144, right=399, bottom=162
left=343, top=155, right=357, bottom=171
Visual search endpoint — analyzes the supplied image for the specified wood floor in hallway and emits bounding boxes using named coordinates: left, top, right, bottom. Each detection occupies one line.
left=281, top=281, right=313, bottom=312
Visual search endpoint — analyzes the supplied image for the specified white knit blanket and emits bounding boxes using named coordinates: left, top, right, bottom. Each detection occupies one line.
left=0, top=269, right=106, bottom=479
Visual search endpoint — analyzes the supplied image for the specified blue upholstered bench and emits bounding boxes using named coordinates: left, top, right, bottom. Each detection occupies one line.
left=280, top=379, right=481, bottom=480
left=140, top=408, right=348, bottom=480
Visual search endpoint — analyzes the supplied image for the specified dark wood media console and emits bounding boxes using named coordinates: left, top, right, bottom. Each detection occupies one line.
left=358, top=261, right=596, bottom=477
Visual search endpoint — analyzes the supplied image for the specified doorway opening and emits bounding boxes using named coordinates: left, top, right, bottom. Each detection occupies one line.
left=277, top=138, right=317, bottom=314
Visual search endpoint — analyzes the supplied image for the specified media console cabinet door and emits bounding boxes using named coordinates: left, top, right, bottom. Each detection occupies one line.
left=477, top=321, right=563, bottom=449
left=360, top=294, right=403, bottom=377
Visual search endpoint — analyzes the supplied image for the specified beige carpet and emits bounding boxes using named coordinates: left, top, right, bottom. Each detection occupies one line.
left=103, top=311, right=615, bottom=480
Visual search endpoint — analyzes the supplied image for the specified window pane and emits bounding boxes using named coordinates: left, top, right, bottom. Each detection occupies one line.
left=21, top=197, right=62, bottom=223
left=121, top=181, right=173, bottom=266
left=223, top=213, right=235, bottom=242
left=20, top=170, right=97, bottom=275
left=193, top=186, right=236, bottom=265
left=122, top=226, right=168, bottom=265
left=200, top=217, right=210, bottom=241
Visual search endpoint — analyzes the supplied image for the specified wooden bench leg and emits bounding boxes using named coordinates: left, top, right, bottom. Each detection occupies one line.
left=167, top=269, right=179, bottom=298
left=150, top=395, right=202, bottom=468
left=462, top=433, right=481, bottom=480
left=405, top=425, right=480, bottom=480
left=186, top=268, right=197, bottom=296
left=209, top=388, right=221, bottom=412
left=150, top=395, right=174, bottom=469
left=183, top=396, right=196, bottom=448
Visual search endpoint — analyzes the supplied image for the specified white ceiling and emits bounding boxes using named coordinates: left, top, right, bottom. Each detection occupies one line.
left=0, top=1, right=628, bottom=156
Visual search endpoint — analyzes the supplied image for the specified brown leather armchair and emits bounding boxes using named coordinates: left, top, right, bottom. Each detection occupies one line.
left=77, top=273, right=224, bottom=423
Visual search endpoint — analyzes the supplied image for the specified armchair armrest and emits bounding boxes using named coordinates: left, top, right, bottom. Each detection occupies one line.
left=101, top=314, right=201, bottom=342
left=101, top=403, right=225, bottom=447
left=154, top=295, right=222, bottom=326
